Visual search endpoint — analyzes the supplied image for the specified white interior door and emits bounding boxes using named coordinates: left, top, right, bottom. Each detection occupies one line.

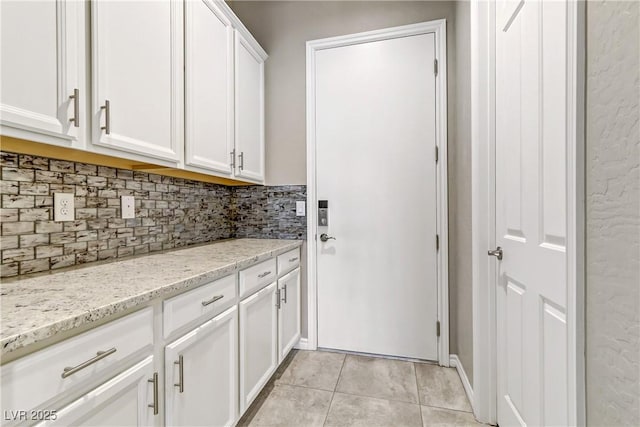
left=495, top=1, right=570, bottom=425
left=315, top=32, right=438, bottom=360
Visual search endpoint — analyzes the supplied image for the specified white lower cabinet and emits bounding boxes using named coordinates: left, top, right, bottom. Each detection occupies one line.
left=37, top=356, right=157, bottom=427
left=239, top=281, right=279, bottom=413
left=164, top=306, right=238, bottom=427
left=2, top=247, right=301, bottom=427
left=278, top=268, right=301, bottom=363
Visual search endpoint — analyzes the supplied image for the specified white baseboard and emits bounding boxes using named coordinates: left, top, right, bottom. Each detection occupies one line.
left=450, top=354, right=475, bottom=414
left=294, top=337, right=312, bottom=350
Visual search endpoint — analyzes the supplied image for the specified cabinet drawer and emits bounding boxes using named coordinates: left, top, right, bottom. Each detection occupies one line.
left=163, top=274, right=237, bottom=339
left=239, top=258, right=276, bottom=299
left=1, top=307, right=153, bottom=416
left=277, top=248, right=300, bottom=276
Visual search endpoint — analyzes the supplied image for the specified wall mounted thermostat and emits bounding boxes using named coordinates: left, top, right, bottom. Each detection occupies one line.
left=318, top=200, right=329, bottom=226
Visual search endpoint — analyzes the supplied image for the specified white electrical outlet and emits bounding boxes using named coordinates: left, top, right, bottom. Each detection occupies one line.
left=54, top=193, right=75, bottom=221
left=296, top=201, right=306, bottom=217
left=121, top=196, right=135, bottom=219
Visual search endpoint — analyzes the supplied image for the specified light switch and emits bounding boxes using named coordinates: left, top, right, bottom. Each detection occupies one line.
left=296, top=201, right=306, bottom=217
left=54, top=193, right=75, bottom=221
left=121, top=196, right=135, bottom=219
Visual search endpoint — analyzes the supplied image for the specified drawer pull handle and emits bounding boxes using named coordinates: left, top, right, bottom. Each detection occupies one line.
left=288, top=257, right=298, bottom=262
left=174, top=355, right=184, bottom=393
left=148, top=372, right=159, bottom=415
left=282, top=284, right=288, bottom=303
left=61, top=347, right=117, bottom=378
left=276, top=288, right=281, bottom=309
left=258, top=271, right=272, bottom=278
left=202, top=294, right=224, bottom=306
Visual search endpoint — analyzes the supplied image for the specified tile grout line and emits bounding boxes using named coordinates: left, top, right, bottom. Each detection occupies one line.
left=414, top=361, right=424, bottom=426
left=328, top=389, right=421, bottom=406
left=322, top=353, right=347, bottom=427
left=420, top=403, right=475, bottom=415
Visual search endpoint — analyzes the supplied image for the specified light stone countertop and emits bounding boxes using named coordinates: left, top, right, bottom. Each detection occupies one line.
left=0, top=238, right=302, bottom=357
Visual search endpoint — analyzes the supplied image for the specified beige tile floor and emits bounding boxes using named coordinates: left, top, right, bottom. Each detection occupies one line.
left=238, top=350, right=483, bottom=427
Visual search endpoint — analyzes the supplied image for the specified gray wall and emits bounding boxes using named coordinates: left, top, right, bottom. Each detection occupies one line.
left=450, top=0, right=473, bottom=385
left=585, top=1, right=640, bottom=425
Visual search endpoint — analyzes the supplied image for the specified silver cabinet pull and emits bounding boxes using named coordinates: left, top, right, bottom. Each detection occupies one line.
left=488, top=246, right=503, bottom=260
left=239, top=152, right=244, bottom=170
left=282, top=284, right=287, bottom=304
left=148, top=372, right=159, bottom=415
left=230, top=149, right=236, bottom=170
left=101, top=100, right=111, bottom=135
left=202, top=295, right=224, bottom=306
left=288, top=257, right=298, bottom=263
left=61, top=347, right=117, bottom=378
left=258, top=271, right=271, bottom=279
left=69, top=88, right=79, bottom=127
left=174, top=355, right=184, bottom=393
left=276, top=288, right=281, bottom=309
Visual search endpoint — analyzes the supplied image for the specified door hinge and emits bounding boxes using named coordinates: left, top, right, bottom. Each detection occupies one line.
left=436, top=321, right=441, bottom=337
left=436, top=234, right=440, bottom=250
left=435, top=146, right=439, bottom=163
left=434, top=59, right=438, bottom=76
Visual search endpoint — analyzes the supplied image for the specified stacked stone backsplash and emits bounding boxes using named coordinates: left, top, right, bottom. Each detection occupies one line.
left=235, top=185, right=306, bottom=239
left=0, top=151, right=306, bottom=278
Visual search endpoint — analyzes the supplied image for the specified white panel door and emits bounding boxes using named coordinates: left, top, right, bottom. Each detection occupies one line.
left=184, top=0, right=234, bottom=175
left=234, top=30, right=265, bottom=183
left=0, top=0, right=85, bottom=147
left=91, top=0, right=183, bottom=163
left=38, top=356, right=156, bottom=427
left=239, top=282, right=278, bottom=413
left=165, top=306, right=238, bottom=427
left=495, top=1, right=569, bottom=426
left=315, top=33, right=438, bottom=360
left=278, top=268, right=301, bottom=363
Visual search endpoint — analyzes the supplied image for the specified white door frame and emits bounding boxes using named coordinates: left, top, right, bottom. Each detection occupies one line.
left=304, top=20, right=450, bottom=366
left=470, top=0, right=586, bottom=424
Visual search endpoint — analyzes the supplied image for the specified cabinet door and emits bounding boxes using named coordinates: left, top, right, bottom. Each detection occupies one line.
left=0, top=0, right=85, bottom=147
left=91, top=0, right=183, bottom=163
left=37, top=356, right=157, bottom=427
left=184, top=0, right=234, bottom=176
left=278, top=268, right=301, bottom=363
left=234, top=30, right=265, bottom=183
left=239, top=281, right=278, bottom=413
left=165, top=306, right=238, bottom=427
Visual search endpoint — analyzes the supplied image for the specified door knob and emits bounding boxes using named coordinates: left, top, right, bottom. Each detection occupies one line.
left=320, top=233, right=336, bottom=242
left=488, top=247, right=503, bottom=260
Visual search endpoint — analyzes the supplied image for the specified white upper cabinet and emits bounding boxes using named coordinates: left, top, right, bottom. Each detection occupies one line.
left=234, top=30, right=266, bottom=183
left=90, top=0, right=183, bottom=164
left=0, top=0, right=86, bottom=148
left=184, top=0, right=234, bottom=176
